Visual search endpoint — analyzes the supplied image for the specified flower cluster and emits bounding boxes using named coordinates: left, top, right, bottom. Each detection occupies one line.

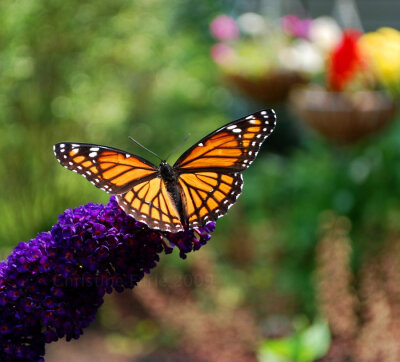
left=324, top=27, right=400, bottom=95
left=359, top=27, right=400, bottom=96
left=0, top=196, right=215, bottom=361
left=210, top=12, right=400, bottom=100
left=209, top=13, right=342, bottom=77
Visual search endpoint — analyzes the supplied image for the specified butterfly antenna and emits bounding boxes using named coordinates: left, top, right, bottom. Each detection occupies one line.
left=165, top=133, right=191, bottom=162
left=129, top=136, right=163, bottom=162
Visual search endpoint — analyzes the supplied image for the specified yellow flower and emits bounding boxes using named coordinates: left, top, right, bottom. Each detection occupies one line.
left=359, top=27, right=400, bottom=94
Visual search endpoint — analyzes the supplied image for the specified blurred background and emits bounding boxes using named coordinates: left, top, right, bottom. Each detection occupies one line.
left=1, top=0, right=400, bottom=360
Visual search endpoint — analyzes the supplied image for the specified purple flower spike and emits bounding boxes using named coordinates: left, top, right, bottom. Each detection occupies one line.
left=0, top=196, right=215, bottom=361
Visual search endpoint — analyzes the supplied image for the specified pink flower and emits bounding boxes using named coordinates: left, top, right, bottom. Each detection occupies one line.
left=281, top=15, right=312, bottom=39
left=210, top=43, right=235, bottom=65
left=210, top=15, right=239, bottom=41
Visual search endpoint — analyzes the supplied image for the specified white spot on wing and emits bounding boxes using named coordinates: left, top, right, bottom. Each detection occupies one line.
left=90, top=147, right=99, bottom=152
left=89, top=152, right=97, bottom=157
left=227, top=125, right=237, bottom=130
left=232, top=128, right=241, bottom=133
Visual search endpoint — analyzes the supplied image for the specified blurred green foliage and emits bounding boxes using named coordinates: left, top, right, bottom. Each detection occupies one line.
left=0, top=0, right=231, bottom=245
left=1, top=0, right=400, bottom=358
left=259, top=318, right=330, bottom=362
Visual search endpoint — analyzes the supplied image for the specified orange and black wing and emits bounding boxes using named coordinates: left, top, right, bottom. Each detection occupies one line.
left=53, top=142, right=184, bottom=232
left=173, top=109, right=276, bottom=172
left=174, top=109, right=276, bottom=228
left=53, top=142, right=158, bottom=194
left=178, top=171, right=243, bottom=228
left=116, top=178, right=184, bottom=232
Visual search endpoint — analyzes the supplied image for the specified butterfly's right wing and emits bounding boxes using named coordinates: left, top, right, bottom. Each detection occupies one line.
left=173, top=109, right=276, bottom=172
left=178, top=171, right=243, bottom=228
left=174, top=109, right=277, bottom=228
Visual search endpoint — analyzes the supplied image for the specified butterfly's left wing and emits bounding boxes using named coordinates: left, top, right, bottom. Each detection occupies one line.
left=174, top=109, right=276, bottom=228
left=116, top=177, right=184, bottom=232
left=54, top=142, right=184, bottom=231
left=53, top=143, right=158, bottom=194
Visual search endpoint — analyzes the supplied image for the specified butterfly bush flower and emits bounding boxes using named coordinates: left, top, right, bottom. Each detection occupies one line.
left=0, top=196, right=215, bottom=361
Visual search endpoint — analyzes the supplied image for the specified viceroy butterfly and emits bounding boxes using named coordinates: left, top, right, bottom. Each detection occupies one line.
left=54, top=109, right=276, bottom=232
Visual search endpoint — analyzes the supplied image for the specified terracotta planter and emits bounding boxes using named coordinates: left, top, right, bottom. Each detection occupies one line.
left=224, top=69, right=308, bottom=104
left=290, top=87, right=398, bottom=144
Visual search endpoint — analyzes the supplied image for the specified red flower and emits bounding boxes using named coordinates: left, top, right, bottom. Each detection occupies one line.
left=327, top=29, right=363, bottom=91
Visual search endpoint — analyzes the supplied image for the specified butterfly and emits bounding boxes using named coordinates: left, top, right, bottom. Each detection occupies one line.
left=54, top=109, right=276, bottom=232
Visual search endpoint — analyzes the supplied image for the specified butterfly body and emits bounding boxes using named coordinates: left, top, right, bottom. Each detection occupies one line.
left=158, top=161, right=187, bottom=226
left=54, top=109, right=277, bottom=232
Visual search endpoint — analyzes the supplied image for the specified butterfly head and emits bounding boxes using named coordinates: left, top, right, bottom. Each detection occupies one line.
left=159, top=161, right=176, bottom=182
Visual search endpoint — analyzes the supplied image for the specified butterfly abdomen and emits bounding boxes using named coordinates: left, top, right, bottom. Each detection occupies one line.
left=159, top=161, right=188, bottom=227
